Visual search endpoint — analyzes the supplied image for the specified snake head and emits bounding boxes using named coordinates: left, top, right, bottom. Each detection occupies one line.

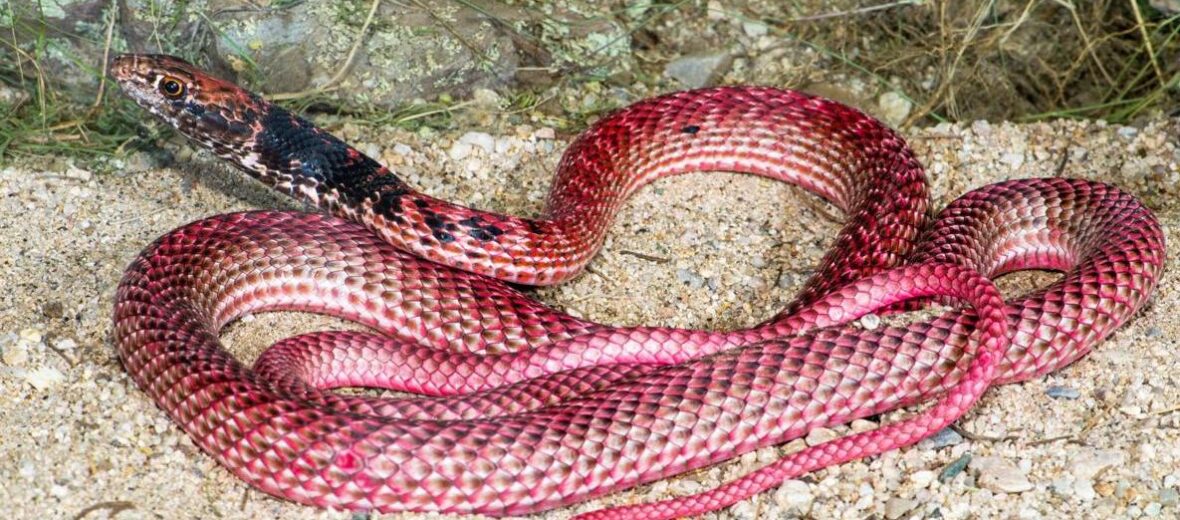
left=111, top=53, right=261, bottom=158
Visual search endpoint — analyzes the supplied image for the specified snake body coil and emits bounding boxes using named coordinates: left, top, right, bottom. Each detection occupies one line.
left=111, top=54, right=1164, bottom=518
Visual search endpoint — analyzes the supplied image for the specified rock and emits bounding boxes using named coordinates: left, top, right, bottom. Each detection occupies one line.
left=742, top=21, right=768, bottom=38
left=919, top=427, right=964, bottom=450
left=19, top=327, right=43, bottom=344
left=940, top=453, right=972, bottom=482
left=1051, top=477, right=1074, bottom=497
left=805, top=427, right=838, bottom=446
left=775, top=479, right=813, bottom=513
left=2, top=337, right=29, bottom=367
left=449, top=132, right=496, bottom=161
left=664, top=52, right=733, bottom=88
left=851, top=419, right=877, bottom=433
left=472, top=88, right=501, bottom=110
left=1151, top=0, right=1180, bottom=15
left=971, top=456, right=1033, bottom=493
left=1046, top=385, right=1081, bottom=399
left=1001, top=151, right=1025, bottom=169
left=777, top=271, right=797, bottom=289
left=1145, top=502, right=1163, bottom=516
left=675, top=268, right=706, bottom=289
left=859, top=313, right=881, bottom=330
left=885, top=497, right=918, bottom=519
left=1070, top=449, right=1125, bottom=480
left=878, top=91, right=913, bottom=127
left=1159, top=487, right=1178, bottom=506
left=23, top=367, right=66, bottom=391
left=910, top=470, right=937, bottom=489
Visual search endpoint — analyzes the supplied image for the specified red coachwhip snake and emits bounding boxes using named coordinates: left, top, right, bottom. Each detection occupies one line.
left=110, top=54, right=1165, bottom=518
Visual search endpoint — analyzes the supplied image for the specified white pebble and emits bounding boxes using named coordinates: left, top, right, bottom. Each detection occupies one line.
left=50, top=484, right=70, bottom=498
left=851, top=419, right=877, bottom=433
left=859, top=313, right=881, bottom=330
left=1070, top=449, right=1125, bottom=480
left=972, top=456, right=1034, bottom=493
left=775, top=479, right=813, bottom=512
left=24, top=366, right=65, bottom=390
left=3, top=341, right=29, bottom=366
left=878, top=92, right=913, bottom=127
left=805, top=427, right=838, bottom=446
left=885, top=497, right=918, bottom=519
left=19, top=327, right=43, bottom=344
left=910, top=470, right=936, bottom=489
left=742, top=21, right=768, bottom=38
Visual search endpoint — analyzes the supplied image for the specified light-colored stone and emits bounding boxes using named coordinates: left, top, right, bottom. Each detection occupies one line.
left=910, top=470, right=937, bottom=489
left=885, top=497, right=918, bottom=519
left=878, top=91, right=913, bottom=127
left=775, top=479, right=813, bottom=513
left=664, top=52, right=733, bottom=88
left=805, top=427, right=838, bottom=446
left=972, top=456, right=1034, bottom=493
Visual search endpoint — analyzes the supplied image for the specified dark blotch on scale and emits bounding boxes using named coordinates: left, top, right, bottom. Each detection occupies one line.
left=681, top=125, right=701, bottom=134
left=468, top=229, right=495, bottom=241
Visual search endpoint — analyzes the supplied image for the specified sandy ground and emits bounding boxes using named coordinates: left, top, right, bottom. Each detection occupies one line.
left=0, top=112, right=1178, bottom=520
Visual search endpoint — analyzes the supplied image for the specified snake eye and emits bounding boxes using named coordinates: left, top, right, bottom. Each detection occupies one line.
left=159, top=76, right=185, bottom=98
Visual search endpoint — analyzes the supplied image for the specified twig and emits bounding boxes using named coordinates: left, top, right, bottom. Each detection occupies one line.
left=1153, top=404, right=1180, bottom=416
left=1129, top=0, right=1166, bottom=87
left=1053, top=140, right=1074, bottom=177
left=949, top=424, right=1018, bottom=443
left=92, top=0, right=118, bottom=110
left=785, top=0, right=921, bottom=23
left=72, top=501, right=135, bottom=520
left=270, top=0, right=381, bottom=101
left=1026, top=433, right=1077, bottom=447
left=618, top=249, right=671, bottom=264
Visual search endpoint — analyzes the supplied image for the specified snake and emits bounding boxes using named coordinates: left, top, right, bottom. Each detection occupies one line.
left=110, top=53, right=1164, bottom=518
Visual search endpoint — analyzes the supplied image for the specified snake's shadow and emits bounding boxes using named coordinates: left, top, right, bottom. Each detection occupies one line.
left=176, top=153, right=302, bottom=213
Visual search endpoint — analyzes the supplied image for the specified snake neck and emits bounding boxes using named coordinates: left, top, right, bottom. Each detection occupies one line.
left=236, top=103, right=408, bottom=215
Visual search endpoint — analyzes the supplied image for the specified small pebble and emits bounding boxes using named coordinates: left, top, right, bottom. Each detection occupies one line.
left=775, top=479, right=813, bottom=512
left=777, top=272, right=797, bottom=289
left=19, top=327, right=43, bottom=344
left=911, top=470, right=937, bottom=489
left=1144, top=502, right=1162, bottom=516
left=1158, top=487, right=1178, bottom=506
left=885, top=497, right=917, bottom=519
left=940, top=453, right=972, bottom=482
left=23, top=367, right=66, bottom=390
left=878, top=91, right=913, bottom=127
left=1070, top=449, right=1125, bottom=480
left=1046, top=385, right=1081, bottom=399
left=3, top=340, right=29, bottom=367
left=742, top=21, right=768, bottom=38
left=675, top=268, right=706, bottom=289
left=805, top=427, right=837, bottom=446
left=919, top=427, right=964, bottom=450
left=1146, top=326, right=1163, bottom=337
left=859, top=313, right=881, bottom=330
left=972, top=456, right=1033, bottom=493
left=850, top=419, right=877, bottom=433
